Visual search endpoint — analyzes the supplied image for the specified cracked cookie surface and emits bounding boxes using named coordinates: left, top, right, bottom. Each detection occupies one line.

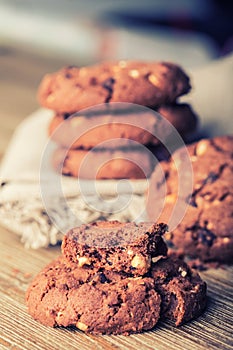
left=26, top=256, right=161, bottom=335
left=26, top=255, right=206, bottom=333
left=151, top=257, right=207, bottom=325
left=147, top=135, right=233, bottom=262
left=38, top=61, right=191, bottom=113
left=62, top=221, right=168, bottom=276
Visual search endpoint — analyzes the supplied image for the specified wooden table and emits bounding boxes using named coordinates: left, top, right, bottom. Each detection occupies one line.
left=0, top=45, right=233, bottom=350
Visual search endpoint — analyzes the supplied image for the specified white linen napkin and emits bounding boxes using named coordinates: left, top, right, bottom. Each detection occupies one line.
left=0, top=109, right=148, bottom=248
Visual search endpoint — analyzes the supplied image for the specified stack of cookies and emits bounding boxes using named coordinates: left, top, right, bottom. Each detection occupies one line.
left=38, top=60, right=198, bottom=179
left=26, top=221, right=207, bottom=335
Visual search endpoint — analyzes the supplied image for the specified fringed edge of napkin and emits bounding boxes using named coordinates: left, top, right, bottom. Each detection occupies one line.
left=0, top=193, right=146, bottom=249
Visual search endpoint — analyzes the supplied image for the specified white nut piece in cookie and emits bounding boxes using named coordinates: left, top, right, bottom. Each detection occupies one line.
left=70, top=117, right=83, bottom=127
left=47, top=94, right=55, bottom=103
left=148, top=74, right=159, bottom=86
left=212, top=199, right=221, bottom=206
left=128, top=69, right=140, bottom=78
left=128, top=279, right=145, bottom=288
left=178, top=266, right=187, bottom=277
left=79, top=67, right=87, bottom=76
left=152, top=255, right=164, bottom=264
left=165, top=194, right=177, bottom=203
left=56, top=311, right=64, bottom=321
left=181, top=270, right=187, bottom=277
left=118, top=60, right=127, bottom=68
left=206, top=221, right=214, bottom=230
left=76, top=321, right=88, bottom=331
left=131, top=255, right=151, bottom=270
left=164, top=231, right=173, bottom=241
left=127, top=249, right=134, bottom=256
left=77, top=256, right=91, bottom=267
left=190, top=155, right=198, bottom=162
left=195, top=140, right=209, bottom=156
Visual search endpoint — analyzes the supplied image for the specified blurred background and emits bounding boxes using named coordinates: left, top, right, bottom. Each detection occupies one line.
left=0, top=0, right=232, bottom=155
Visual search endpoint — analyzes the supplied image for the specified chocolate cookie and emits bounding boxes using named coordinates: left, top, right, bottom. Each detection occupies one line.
left=38, top=60, right=191, bottom=113
left=62, top=221, right=168, bottom=276
left=26, top=256, right=161, bottom=335
left=151, top=256, right=207, bottom=326
left=52, top=146, right=157, bottom=179
left=147, top=135, right=233, bottom=263
left=48, top=103, right=198, bottom=150
left=26, top=255, right=206, bottom=333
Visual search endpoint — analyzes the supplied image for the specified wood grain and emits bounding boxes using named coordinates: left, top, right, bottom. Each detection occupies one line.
left=0, top=45, right=233, bottom=350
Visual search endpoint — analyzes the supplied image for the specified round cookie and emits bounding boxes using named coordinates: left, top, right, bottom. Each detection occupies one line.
left=62, top=221, right=168, bottom=276
left=147, top=135, right=233, bottom=263
left=151, top=256, right=207, bottom=326
left=26, top=255, right=207, bottom=333
left=38, top=60, right=191, bottom=113
left=26, top=256, right=161, bottom=335
left=48, top=103, right=198, bottom=150
left=52, top=146, right=157, bottom=179
left=48, top=109, right=164, bottom=150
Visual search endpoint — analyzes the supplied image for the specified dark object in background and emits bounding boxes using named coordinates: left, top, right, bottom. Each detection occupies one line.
left=103, top=0, right=233, bottom=56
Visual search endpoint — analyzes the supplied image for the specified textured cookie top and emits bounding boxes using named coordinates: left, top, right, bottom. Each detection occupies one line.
left=26, top=255, right=206, bottom=332
left=150, top=256, right=207, bottom=325
left=38, top=60, right=191, bottom=113
left=163, top=135, right=232, bottom=209
left=62, top=221, right=168, bottom=275
left=147, top=135, right=233, bottom=262
left=26, top=256, right=161, bottom=334
left=149, top=135, right=233, bottom=211
left=168, top=135, right=232, bottom=191
left=64, top=221, right=167, bottom=248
